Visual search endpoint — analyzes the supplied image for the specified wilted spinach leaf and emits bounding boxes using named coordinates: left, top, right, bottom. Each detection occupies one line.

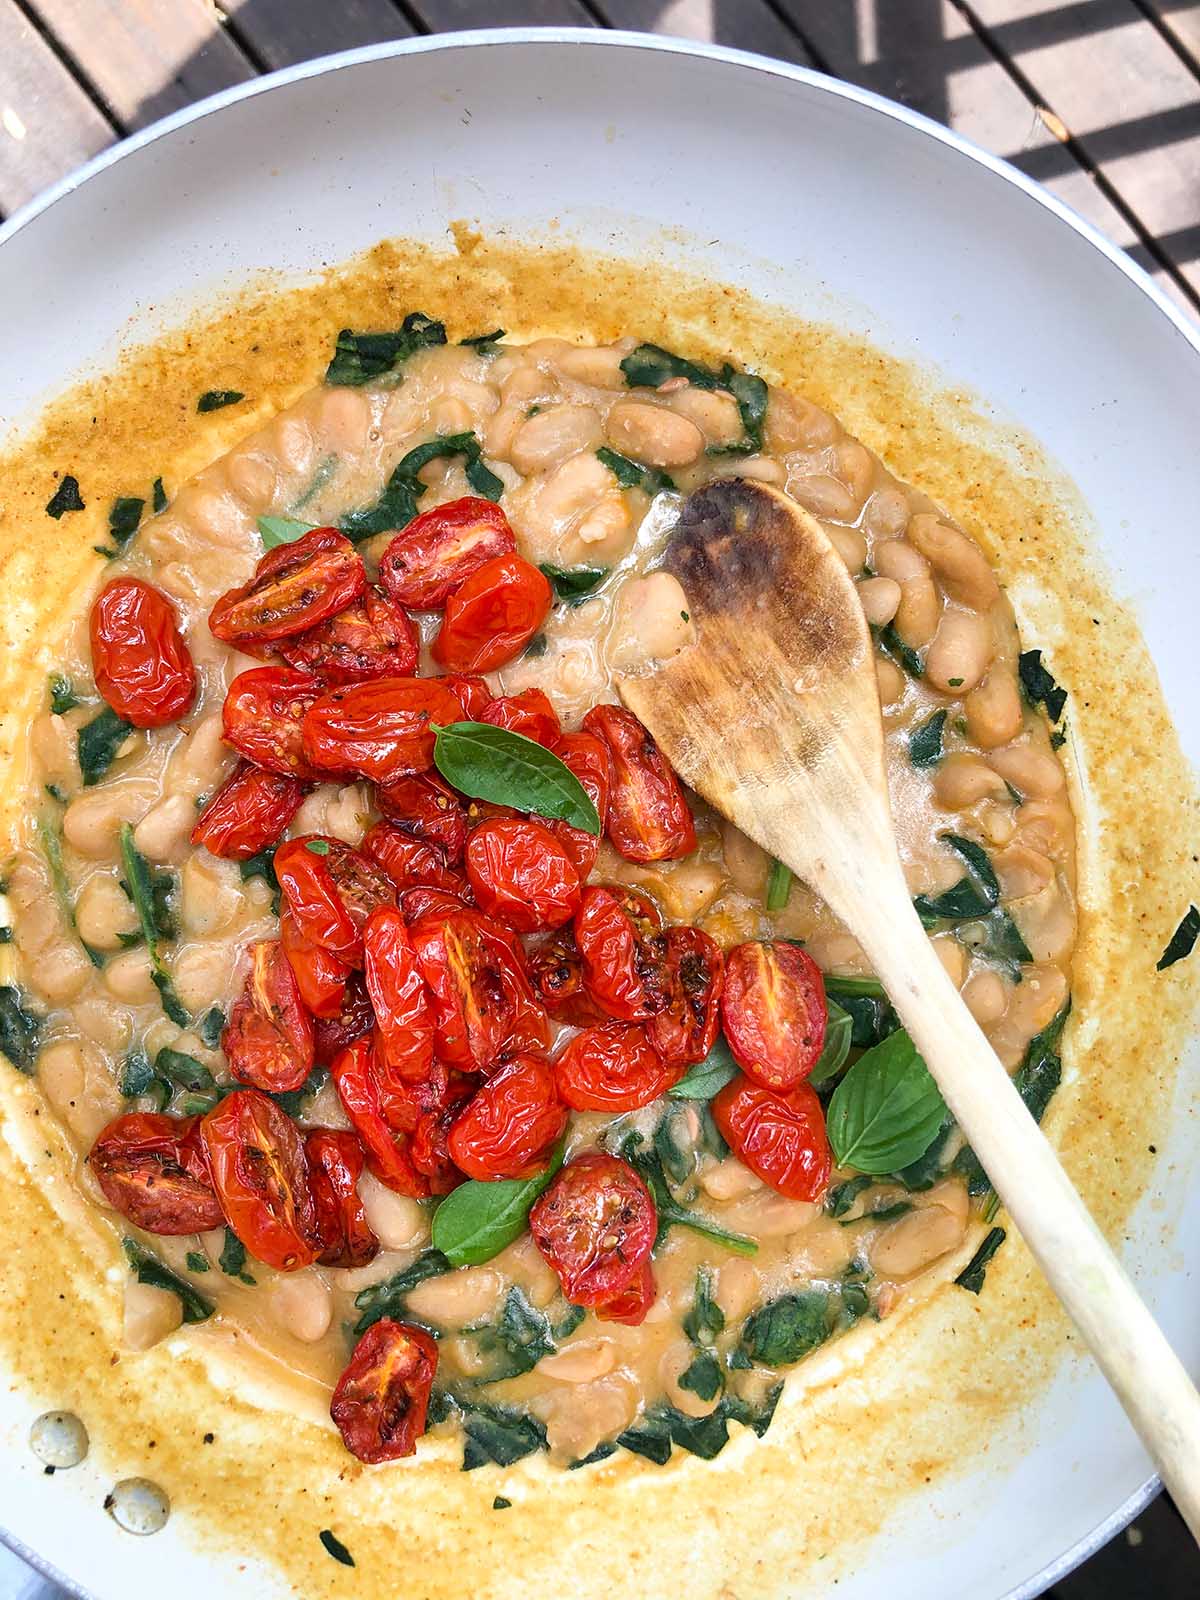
left=78, top=706, right=133, bottom=786
left=353, top=1249, right=452, bottom=1334
left=472, top=1288, right=555, bottom=1383
left=197, top=390, right=244, bottom=413
left=48, top=673, right=82, bottom=715
left=740, top=1291, right=832, bottom=1366
left=325, top=314, right=447, bottom=386
left=339, top=431, right=501, bottom=542
left=874, top=622, right=924, bottom=677
left=955, top=1226, right=1007, bottom=1294
left=461, top=1404, right=547, bottom=1470
left=46, top=475, right=85, bottom=519
left=594, top=447, right=676, bottom=497
left=1158, top=905, right=1200, bottom=971
left=0, top=986, right=40, bottom=1073
left=908, top=709, right=947, bottom=768
left=123, top=1238, right=213, bottom=1323
left=539, top=562, right=609, bottom=602
left=1018, top=648, right=1067, bottom=723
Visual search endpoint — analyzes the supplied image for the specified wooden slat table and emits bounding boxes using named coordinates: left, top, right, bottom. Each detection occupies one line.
left=0, top=5, right=1196, bottom=1595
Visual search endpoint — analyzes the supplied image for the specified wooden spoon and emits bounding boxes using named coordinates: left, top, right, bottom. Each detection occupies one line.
left=617, top=477, right=1200, bottom=1536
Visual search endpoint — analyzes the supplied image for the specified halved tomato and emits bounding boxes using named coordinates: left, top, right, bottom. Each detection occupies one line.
left=280, top=906, right=350, bottom=1020
left=330, top=1319, right=438, bottom=1462
left=645, top=926, right=725, bottom=1071
left=720, top=941, right=827, bottom=1091
left=529, top=1151, right=657, bottom=1307
left=464, top=817, right=581, bottom=933
left=279, top=586, right=419, bottom=682
left=378, top=496, right=515, bottom=610
left=573, top=884, right=667, bottom=1022
left=363, top=906, right=436, bottom=1087
left=305, top=1128, right=379, bottom=1269
left=409, top=908, right=549, bottom=1073
left=89, top=1112, right=222, bottom=1235
left=222, top=938, right=314, bottom=1094
left=525, top=929, right=607, bottom=1028
left=594, top=1260, right=656, bottom=1327
left=222, top=667, right=325, bottom=780
left=200, top=1090, right=317, bottom=1271
left=312, top=974, right=375, bottom=1067
left=209, top=527, right=365, bottom=645
left=431, top=554, right=552, bottom=673
left=554, top=1021, right=679, bottom=1111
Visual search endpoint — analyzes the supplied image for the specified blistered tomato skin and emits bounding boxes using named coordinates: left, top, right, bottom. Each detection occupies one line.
left=209, top=527, right=365, bottom=645
left=200, top=1090, right=318, bottom=1271
left=90, top=578, right=196, bottom=728
left=280, top=907, right=349, bottom=1020
left=274, top=836, right=395, bottom=967
left=526, top=931, right=607, bottom=1027
left=191, top=762, right=308, bottom=860
left=279, top=586, right=419, bottom=682
left=481, top=689, right=562, bottom=748
left=89, top=1113, right=223, bottom=1235
left=573, top=884, right=667, bottom=1022
left=448, top=1056, right=567, bottom=1181
left=436, top=673, right=493, bottom=720
left=305, top=1129, right=379, bottom=1269
left=222, top=667, right=326, bottom=780
left=545, top=731, right=612, bottom=878
left=331, top=1319, right=438, bottom=1463
left=712, top=1076, right=832, bottom=1202
left=721, top=941, right=828, bottom=1091
left=645, top=926, right=726, bottom=1071
left=581, top=704, right=697, bottom=862
left=375, top=772, right=468, bottom=862
left=361, top=822, right=467, bottom=896
left=529, top=1152, right=657, bottom=1307
left=363, top=906, right=436, bottom=1087
left=329, top=1036, right=436, bottom=1198
left=312, top=975, right=374, bottom=1067
left=554, top=1021, right=680, bottom=1111
left=399, top=885, right=468, bottom=923
left=378, top=496, right=516, bottom=610
left=465, top=818, right=582, bottom=933
left=594, top=1260, right=656, bottom=1327
left=431, top=554, right=552, bottom=673
left=301, top=676, right=466, bottom=784
left=222, top=938, right=315, bottom=1093
left=410, top=908, right=550, bottom=1072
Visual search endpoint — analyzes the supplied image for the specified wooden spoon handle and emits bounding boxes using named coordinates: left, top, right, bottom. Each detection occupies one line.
left=844, top=867, right=1200, bottom=1538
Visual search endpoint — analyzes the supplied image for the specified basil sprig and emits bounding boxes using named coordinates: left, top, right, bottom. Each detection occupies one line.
left=669, top=1035, right=739, bottom=1101
left=807, top=998, right=853, bottom=1087
left=432, top=1145, right=564, bottom=1266
left=826, top=1029, right=947, bottom=1175
left=432, top=722, right=600, bottom=834
left=258, top=514, right=316, bottom=550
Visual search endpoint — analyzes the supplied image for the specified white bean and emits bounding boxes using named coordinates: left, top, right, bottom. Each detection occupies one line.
left=606, top=573, right=694, bottom=672
left=536, top=1340, right=616, bottom=1383
left=406, top=1267, right=503, bottom=1329
left=604, top=401, right=704, bottom=468
left=988, top=742, right=1065, bottom=798
left=965, top=670, right=1023, bottom=749
left=906, top=513, right=1000, bottom=609
left=510, top=404, right=603, bottom=475
left=857, top=575, right=901, bottom=627
left=179, top=854, right=243, bottom=936
left=132, top=795, right=197, bottom=865
left=123, top=1282, right=183, bottom=1351
left=357, top=1172, right=428, bottom=1250
left=64, top=783, right=145, bottom=858
left=924, top=610, right=994, bottom=695
left=270, top=1275, right=333, bottom=1343
left=74, top=874, right=139, bottom=951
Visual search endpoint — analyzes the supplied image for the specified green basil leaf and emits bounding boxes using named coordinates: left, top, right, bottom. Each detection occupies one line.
left=1018, top=648, right=1067, bottom=722
left=826, top=1029, right=947, bottom=1175
left=539, top=562, right=609, bottom=601
left=46, top=475, right=85, bottom=519
left=823, top=974, right=897, bottom=1049
left=594, top=447, right=676, bottom=497
left=197, top=390, right=244, bottom=413
left=432, top=1145, right=564, bottom=1267
left=123, top=1238, right=213, bottom=1323
left=765, top=857, right=793, bottom=912
left=353, top=1248, right=452, bottom=1335
left=669, top=1035, right=739, bottom=1101
left=78, top=706, right=133, bottom=786
left=319, top=1530, right=355, bottom=1568
left=48, top=673, right=82, bottom=715
left=258, top=515, right=316, bottom=550
left=433, top=722, right=600, bottom=834
left=807, top=999, right=853, bottom=1087
left=326, top=314, right=447, bottom=386
left=873, top=622, right=924, bottom=677
left=740, top=1290, right=833, bottom=1366
left=908, top=709, right=947, bottom=768
left=0, top=986, right=40, bottom=1073
left=119, top=823, right=189, bottom=1027
left=954, top=1226, right=1007, bottom=1294
left=1158, top=905, right=1200, bottom=971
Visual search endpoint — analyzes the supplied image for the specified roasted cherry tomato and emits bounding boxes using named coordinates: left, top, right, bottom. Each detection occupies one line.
left=223, top=938, right=315, bottom=1093
left=89, top=1112, right=222, bottom=1235
left=543, top=730, right=611, bottom=878
left=399, top=885, right=468, bottom=923
left=361, top=822, right=467, bottom=896
left=410, top=908, right=549, bottom=1072
left=720, top=941, right=827, bottom=1091
left=90, top=577, right=196, bottom=728
left=431, top=554, right=552, bottom=673
left=191, top=762, right=308, bottom=860
left=280, top=907, right=349, bottom=1020
left=529, top=1151, right=657, bottom=1307
left=363, top=906, right=436, bottom=1087
left=407, top=1087, right=470, bottom=1196
left=330, top=1319, right=438, bottom=1463
left=526, top=930, right=606, bottom=1027
left=594, top=1260, right=656, bottom=1327
left=312, top=974, right=374, bottom=1066
left=481, top=688, right=561, bottom=747
left=222, top=666, right=325, bottom=780
left=305, top=1128, right=379, bottom=1268
left=645, top=926, right=725, bottom=1071
left=330, top=1036, right=437, bottom=1197
left=200, top=1089, right=317, bottom=1270
left=554, top=1021, right=679, bottom=1111
left=464, top=818, right=581, bottom=933
left=447, top=1056, right=566, bottom=1181
left=712, top=1075, right=831, bottom=1201
left=581, top=704, right=696, bottom=862
left=302, top=676, right=465, bottom=784
left=209, top=527, right=365, bottom=645
left=378, top=496, right=516, bottom=610
left=275, top=835, right=395, bottom=966
left=436, top=673, right=493, bottom=719
left=279, top=585, right=419, bottom=682
left=573, top=884, right=667, bottom=1022
left=375, top=771, right=467, bottom=862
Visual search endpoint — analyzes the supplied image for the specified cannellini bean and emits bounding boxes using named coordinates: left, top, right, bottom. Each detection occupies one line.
left=875, top=657, right=905, bottom=708
left=270, top=1275, right=333, bottom=1343
left=788, top=473, right=858, bottom=522
left=713, top=454, right=786, bottom=484
left=31, top=714, right=80, bottom=789
left=432, top=397, right=472, bottom=436
left=616, top=856, right=724, bottom=923
left=992, top=843, right=1054, bottom=900
left=539, top=1376, right=637, bottom=1460
left=978, top=800, right=1018, bottom=848
left=857, top=576, right=901, bottom=627
left=863, top=485, right=910, bottom=538
left=64, top=783, right=145, bottom=858
left=516, top=452, right=634, bottom=566
left=962, top=968, right=1008, bottom=1025
left=661, top=1342, right=720, bottom=1418
left=173, top=940, right=241, bottom=1013
left=123, top=1282, right=183, bottom=1351
left=1008, top=884, right=1075, bottom=966
left=987, top=742, right=1065, bottom=799
left=700, top=1157, right=762, bottom=1201
left=836, top=440, right=874, bottom=505
left=40, top=1039, right=121, bottom=1142
left=722, top=1188, right=817, bottom=1237
left=765, top=391, right=837, bottom=451
left=270, top=415, right=315, bottom=476
left=510, top=404, right=603, bottom=475
left=494, top=1232, right=561, bottom=1309
left=604, top=401, right=704, bottom=468
left=794, top=1216, right=855, bottom=1277
left=168, top=715, right=229, bottom=796
left=716, top=1258, right=761, bottom=1322
left=874, top=539, right=942, bottom=648
left=74, top=874, right=139, bottom=951
left=664, top=386, right=744, bottom=447
left=965, top=670, right=1023, bottom=749
left=179, top=854, right=243, bottom=936
left=484, top=404, right=524, bottom=461
left=576, top=494, right=631, bottom=551
left=607, top=572, right=694, bottom=672
left=870, top=1198, right=967, bottom=1279
left=555, top=345, right=627, bottom=389
left=932, top=752, right=1008, bottom=809
left=405, top=1266, right=503, bottom=1329
left=323, top=783, right=373, bottom=845
left=73, top=996, right=134, bottom=1054
left=721, top=820, right=770, bottom=897
left=224, top=448, right=278, bottom=511
left=931, top=935, right=967, bottom=987
left=924, top=610, right=994, bottom=695
left=132, top=795, right=197, bottom=864
left=317, top=387, right=372, bottom=454
left=536, top=1339, right=616, bottom=1383
left=906, top=513, right=1000, bottom=609
left=357, top=1173, right=428, bottom=1250
left=103, top=949, right=158, bottom=1005
left=822, top=521, right=867, bottom=574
